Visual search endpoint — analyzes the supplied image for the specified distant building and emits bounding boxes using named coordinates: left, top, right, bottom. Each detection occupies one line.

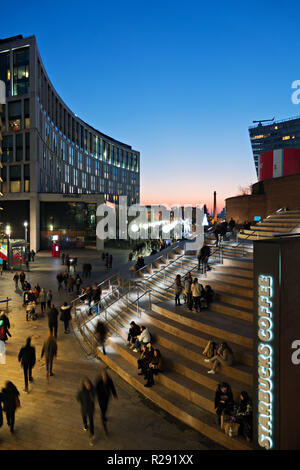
left=0, top=35, right=140, bottom=250
left=249, top=116, right=300, bottom=175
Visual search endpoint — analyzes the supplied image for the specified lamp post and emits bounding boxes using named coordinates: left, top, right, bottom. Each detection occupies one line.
left=24, top=221, right=28, bottom=243
left=5, top=225, right=11, bottom=270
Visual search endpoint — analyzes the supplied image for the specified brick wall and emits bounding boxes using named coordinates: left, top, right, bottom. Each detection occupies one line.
left=226, top=173, right=300, bottom=222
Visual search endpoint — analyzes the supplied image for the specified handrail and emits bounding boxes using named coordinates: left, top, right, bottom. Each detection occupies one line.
left=71, top=272, right=120, bottom=306
left=135, top=241, right=182, bottom=276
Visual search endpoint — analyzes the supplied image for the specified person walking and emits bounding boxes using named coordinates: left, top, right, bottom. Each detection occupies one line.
left=13, top=272, right=19, bottom=290
left=39, top=288, right=47, bottom=314
left=67, top=275, right=74, bottom=293
left=191, top=278, right=202, bottom=313
left=60, top=302, right=72, bottom=334
left=46, top=290, right=53, bottom=309
left=31, top=249, right=35, bottom=262
left=0, top=381, right=20, bottom=434
left=47, top=304, right=59, bottom=338
left=19, top=271, right=26, bottom=290
left=76, top=379, right=96, bottom=446
left=56, top=272, right=64, bottom=292
left=95, top=368, right=118, bottom=435
left=61, top=252, right=65, bottom=265
left=18, top=337, right=36, bottom=393
left=108, top=254, right=113, bottom=269
left=63, top=272, right=69, bottom=291
left=41, top=332, right=57, bottom=378
left=75, top=274, right=82, bottom=296
left=95, top=320, right=108, bottom=355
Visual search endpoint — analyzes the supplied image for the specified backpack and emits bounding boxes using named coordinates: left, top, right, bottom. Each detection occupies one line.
left=0, top=323, right=5, bottom=340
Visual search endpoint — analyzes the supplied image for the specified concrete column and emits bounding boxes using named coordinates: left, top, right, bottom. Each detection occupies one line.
left=30, top=195, right=40, bottom=251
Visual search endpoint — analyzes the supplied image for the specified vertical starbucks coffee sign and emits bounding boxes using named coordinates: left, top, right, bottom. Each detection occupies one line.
left=257, top=274, right=274, bottom=449
left=254, top=236, right=300, bottom=450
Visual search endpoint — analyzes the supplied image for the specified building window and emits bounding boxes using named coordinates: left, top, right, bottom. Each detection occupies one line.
left=24, top=98, right=30, bottom=129
left=16, top=133, right=23, bottom=161
left=2, top=135, right=13, bottom=162
left=24, top=164, right=30, bottom=192
left=73, top=168, right=78, bottom=186
left=82, top=173, right=87, bottom=188
left=8, top=101, right=22, bottom=131
left=25, top=133, right=30, bottom=161
left=78, top=152, right=82, bottom=170
left=0, top=51, right=11, bottom=96
left=13, top=47, right=30, bottom=96
left=65, top=164, right=70, bottom=183
left=91, top=175, right=96, bottom=191
left=9, top=165, right=21, bottom=192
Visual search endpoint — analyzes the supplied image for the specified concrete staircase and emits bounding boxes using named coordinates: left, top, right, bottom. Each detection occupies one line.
left=75, top=246, right=253, bottom=450
left=238, top=209, right=300, bottom=240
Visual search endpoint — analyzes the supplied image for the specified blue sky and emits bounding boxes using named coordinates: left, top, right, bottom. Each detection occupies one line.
left=2, top=0, right=300, bottom=211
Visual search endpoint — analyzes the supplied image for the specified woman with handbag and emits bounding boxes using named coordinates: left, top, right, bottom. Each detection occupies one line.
left=0, top=381, right=20, bottom=434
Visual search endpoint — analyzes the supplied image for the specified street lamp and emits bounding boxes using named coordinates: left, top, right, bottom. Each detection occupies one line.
left=24, top=221, right=28, bottom=242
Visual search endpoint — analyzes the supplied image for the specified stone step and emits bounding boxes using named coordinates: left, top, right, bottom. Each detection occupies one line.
left=209, top=300, right=253, bottom=323
left=214, top=265, right=253, bottom=279
left=91, top=343, right=251, bottom=450
left=205, top=272, right=253, bottom=288
left=121, top=301, right=253, bottom=368
left=103, top=301, right=253, bottom=386
left=151, top=302, right=253, bottom=349
left=223, top=259, right=253, bottom=270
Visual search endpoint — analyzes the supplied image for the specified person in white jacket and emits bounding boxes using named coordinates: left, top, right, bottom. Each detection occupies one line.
left=191, top=278, right=203, bottom=313
left=133, top=326, right=151, bottom=352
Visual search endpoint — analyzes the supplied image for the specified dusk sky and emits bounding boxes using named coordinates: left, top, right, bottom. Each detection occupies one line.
left=3, top=0, right=300, bottom=212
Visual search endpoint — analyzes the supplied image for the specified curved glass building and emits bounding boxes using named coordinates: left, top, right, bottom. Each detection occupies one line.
left=0, top=35, right=140, bottom=250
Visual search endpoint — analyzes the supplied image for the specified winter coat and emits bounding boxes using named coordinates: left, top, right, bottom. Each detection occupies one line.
left=60, top=305, right=72, bottom=322
left=214, top=383, right=234, bottom=410
left=41, top=337, right=57, bottom=360
left=174, top=279, right=183, bottom=295
left=39, top=291, right=46, bottom=303
left=18, top=344, right=36, bottom=368
left=138, top=328, right=151, bottom=344
left=128, top=323, right=140, bottom=339
left=191, top=283, right=202, bottom=297
left=76, top=384, right=95, bottom=415
left=1, top=382, right=20, bottom=413
left=95, top=375, right=117, bottom=407
left=48, top=307, right=59, bottom=326
left=95, top=322, right=107, bottom=343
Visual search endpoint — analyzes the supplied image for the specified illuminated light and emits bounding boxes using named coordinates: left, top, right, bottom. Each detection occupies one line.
left=257, top=274, right=274, bottom=450
left=274, top=126, right=278, bottom=130
left=131, top=224, right=138, bottom=233
left=5, top=225, right=11, bottom=236
left=282, top=136, right=290, bottom=141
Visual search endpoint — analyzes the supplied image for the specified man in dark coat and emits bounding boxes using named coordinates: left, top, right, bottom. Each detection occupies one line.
left=60, top=302, right=72, bottom=334
left=95, top=321, right=108, bottom=355
left=197, top=241, right=211, bottom=271
left=41, top=332, right=57, bottom=377
left=48, top=304, right=59, bottom=338
left=95, top=368, right=117, bottom=434
left=76, top=379, right=96, bottom=446
left=127, top=321, right=141, bottom=348
left=18, top=337, right=36, bottom=392
left=0, top=381, right=20, bottom=434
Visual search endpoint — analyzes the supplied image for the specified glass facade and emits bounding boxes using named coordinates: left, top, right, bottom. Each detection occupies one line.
left=0, top=35, right=140, bottom=204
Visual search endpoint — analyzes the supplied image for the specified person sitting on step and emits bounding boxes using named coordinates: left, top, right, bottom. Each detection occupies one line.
left=214, top=382, right=234, bottom=426
left=137, top=343, right=154, bottom=377
left=127, top=321, right=141, bottom=349
left=203, top=285, right=214, bottom=308
left=205, top=342, right=234, bottom=374
left=133, top=326, right=151, bottom=352
left=144, top=349, right=163, bottom=387
left=234, top=391, right=253, bottom=442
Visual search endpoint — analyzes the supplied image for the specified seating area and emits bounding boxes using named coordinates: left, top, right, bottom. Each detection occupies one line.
left=75, top=243, right=254, bottom=450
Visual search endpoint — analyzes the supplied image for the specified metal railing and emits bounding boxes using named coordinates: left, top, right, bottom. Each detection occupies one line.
left=134, top=241, right=182, bottom=278
left=71, top=271, right=120, bottom=309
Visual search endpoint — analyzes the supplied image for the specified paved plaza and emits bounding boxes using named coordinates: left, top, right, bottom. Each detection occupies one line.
left=0, top=249, right=221, bottom=450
